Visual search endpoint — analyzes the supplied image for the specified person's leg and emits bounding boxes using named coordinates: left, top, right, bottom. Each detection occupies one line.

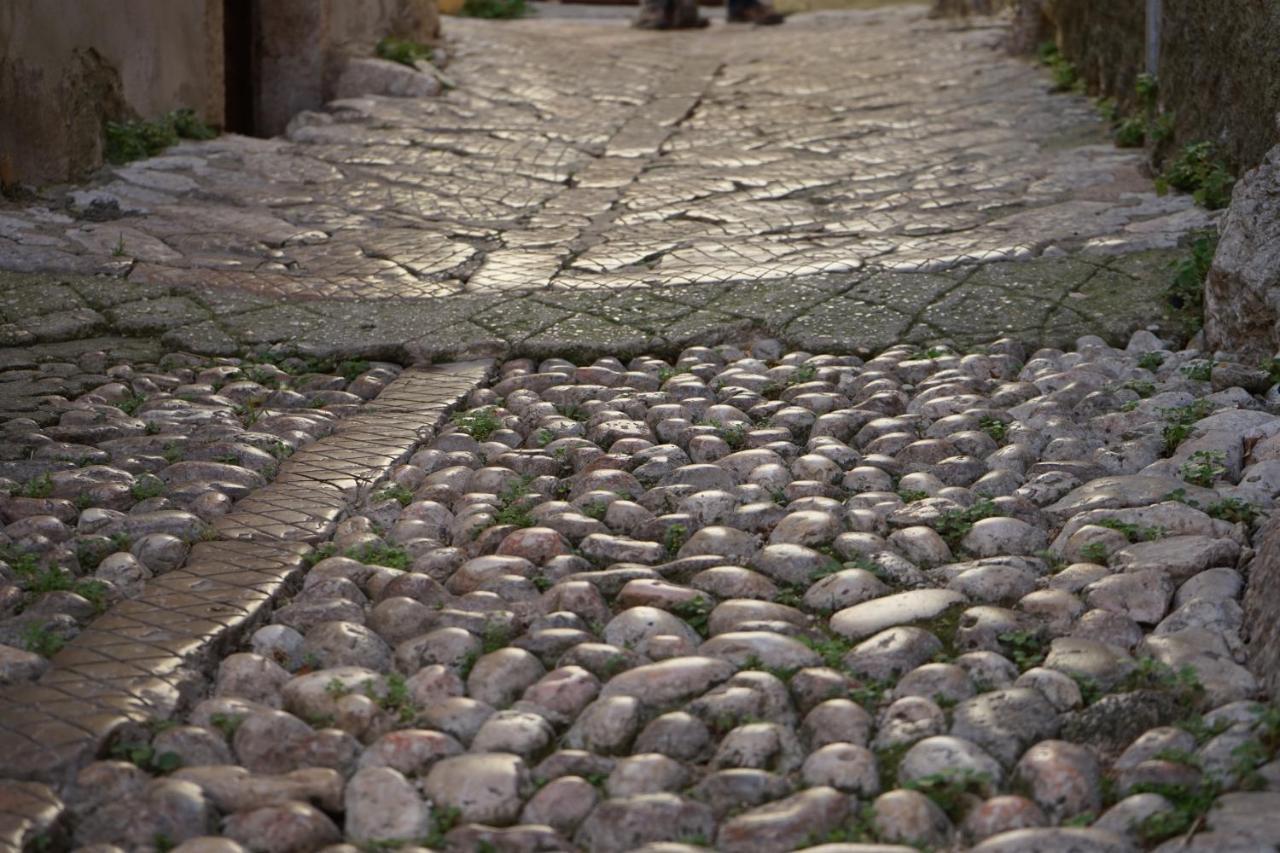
left=726, top=0, right=785, bottom=24
left=671, top=0, right=710, bottom=29
left=634, top=0, right=673, bottom=29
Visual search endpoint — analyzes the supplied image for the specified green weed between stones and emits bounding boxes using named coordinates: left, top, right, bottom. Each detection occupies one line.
left=672, top=596, right=712, bottom=637
left=461, top=0, right=531, bottom=18
left=1079, top=541, right=1110, bottom=565
left=905, top=770, right=991, bottom=822
left=979, top=416, right=1008, bottom=443
left=1161, top=399, right=1214, bottom=454
left=108, top=740, right=183, bottom=774
left=15, top=473, right=53, bottom=499
left=452, top=407, right=502, bottom=440
left=493, top=476, right=536, bottom=528
left=1132, top=780, right=1220, bottom=845
left=1166, top=232, right=1218, bottom=332
left=934, top=499, right=1001, bottom=550
left=105, top=108, right=216, bottom=164
left=375, top=36, right=433, bottom=67
left=1180, top=450, right=1227, bottom=487
left=1205, top=498, right=1259, bottom=526
left=1157, top=141, right=1235, bottom=210
left=1137, top=351, right=1166, bottom=371
left=374, top=484, right=415, bottom=507
left=1181, top=360, right=1213, bottom=382
left=664, top=524, right=689, bottom=556
left=20, top=623, right=65, bottom=657
left=304, top=542, right=410, bottom=570
left=998, top=629, right=1049, bottom=671
left=1037, top=43, right=1083, bottom=93
left=1097, top=517, right=1164, bottom=543
left=208, top=712, right=246, bottom=738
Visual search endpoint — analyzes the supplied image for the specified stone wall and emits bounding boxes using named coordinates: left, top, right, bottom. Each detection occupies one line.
left=0, top=0, right=224, bottom=187
left=0, top=0, right=440, bottom=187
left=1013, top=0, right=1280, bottom=173
left=255, top=0, right=441, bottom=138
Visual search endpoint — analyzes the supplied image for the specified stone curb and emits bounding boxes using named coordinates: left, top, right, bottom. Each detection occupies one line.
left=0, top=360, right=494, bottom=851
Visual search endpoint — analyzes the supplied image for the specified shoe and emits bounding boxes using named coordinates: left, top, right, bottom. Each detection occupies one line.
left=727, top=3, right=786, bottom=24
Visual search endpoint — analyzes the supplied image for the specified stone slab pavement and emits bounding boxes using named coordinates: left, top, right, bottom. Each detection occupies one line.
left=0, top=5, right=1212, bottom=382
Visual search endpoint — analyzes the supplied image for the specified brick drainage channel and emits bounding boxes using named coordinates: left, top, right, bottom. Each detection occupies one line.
left=2, top=335, right=1280, bottom=850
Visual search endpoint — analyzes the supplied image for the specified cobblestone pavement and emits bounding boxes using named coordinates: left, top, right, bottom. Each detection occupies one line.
left=0, top=6, right=1211, bottom=371
left=1, top=7, right=1267, bottom=853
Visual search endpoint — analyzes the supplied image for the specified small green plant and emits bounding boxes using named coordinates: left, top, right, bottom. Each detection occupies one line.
left=111, top=234, right=127, bottom=257
left=934, top=499, right=1001, bottom=550
left=663, top=523, right=689, bottom=556
left=1079, top=542, right=1110, bottom=564
left=978, top=416, right=1007, bottom=442
left=716, top=421, right=749, bottom=451
left=898, top=489, right=928, bottom=504
left=303, top=543, right=338, bottom=568
left=789, top=364, right=818, bottom=384
left=20, top=623, right=65, bottom=657
left=343, top=543, right=410, bottom=570
left=1180, top=450, right=1226, bottom=487
left=582, top=501, right=608, bottom=521
left=1132, top=780, right=1220, bottom=844
left=1157, top=141, right=1235, bottom=210
left=17, top=473, right=53, bottom=499
left=1206, top=498, right=1259, bottom=526
left=657, top=365, right=690, bottom=383
left=453, top=407, right=502, bottom=441
left=534, top=428, right=555, bottom=447
left=1114, top=115, right=1146, bottom=148
left=365, top=673, right=417, bottom=723
left=209, top=712, right=245, bottom=738
left=672, top=596, right=712, bottom=637
left=375, top=36, right=433, bottom=67
left=1137, top=352, right=1166, bottom=371
left=374, top=484, right=415, bottom=507
left=461, top=0, right=530, bottom=18
left=800, top=633, right=854, bottom=670
left=906, top=770, right=990, bottom=821
left=849, top=678, right=890, bottom=711
left=1181, top=360, right=1213, bottom=382
left=1161, top=399, right=1214, bottom=454
left=493, top=476, right=535, bottom=529
left=1037, top=42, right=1083, bottom=92
left=130, top=474, right=165, bottom=501
left=1166, top=232, right=1218, bottom=330
left=423, top=805, right=463, bottom=848
left=108, top=741, right=183, bottom=774
left=104, top=109, right=216, bottom=164
left=999, top=630, right=1048, bottom=671
left=1122, top=379, right=1156, bottom=398
left=1097, top=518, right=1164, bottom=543
left=481, top=620, right=511, bottom=654
left=773, top=584, right=805, bottom=608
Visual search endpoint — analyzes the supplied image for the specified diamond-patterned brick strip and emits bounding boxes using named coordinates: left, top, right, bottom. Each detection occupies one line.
left=0, top=362, right=492, bottom=843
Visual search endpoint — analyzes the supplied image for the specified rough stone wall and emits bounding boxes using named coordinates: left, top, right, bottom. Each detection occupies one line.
left=1012, top=0, right=1280, bottom=173
left=1203, top=147, right=1280, bottom=362
left=1245, top=512, right=1280, bottom=700
left=0, top=0, right=441, bottom=186
left=0, top=0, right=223, bottom=186
left=252, top=0, right=442, bottom=139
left=1159, top=0, right=1280, bottom=173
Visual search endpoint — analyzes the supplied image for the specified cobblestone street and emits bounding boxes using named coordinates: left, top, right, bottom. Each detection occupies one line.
left=4, top=5, right=1278, bottom=853
left=0, top=5, right=1211, bottom=374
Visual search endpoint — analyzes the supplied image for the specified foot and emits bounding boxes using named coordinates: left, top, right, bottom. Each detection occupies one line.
left=727, top=3, right=786, bottom=24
